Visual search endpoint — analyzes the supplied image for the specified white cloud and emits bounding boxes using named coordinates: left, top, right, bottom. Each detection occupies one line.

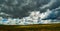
left=40, top=9, right=52, bottom=19
left=0, top=9, right=60, bottom=25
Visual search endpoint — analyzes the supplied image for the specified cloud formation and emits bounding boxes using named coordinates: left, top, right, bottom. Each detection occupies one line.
left=40, top=0, right=56, bottom=9
left=0, top=0, right=50, bottom=18
left=0, top=0, right=60, bottom=21
left=0, top=10, right=60, bottom=25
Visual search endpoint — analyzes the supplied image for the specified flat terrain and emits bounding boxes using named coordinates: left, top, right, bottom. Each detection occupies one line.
left=0, top=24, right=60, bottom=31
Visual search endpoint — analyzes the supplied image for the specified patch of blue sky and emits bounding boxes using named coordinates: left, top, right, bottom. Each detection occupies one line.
left=2, top=18, right=8, bottom=23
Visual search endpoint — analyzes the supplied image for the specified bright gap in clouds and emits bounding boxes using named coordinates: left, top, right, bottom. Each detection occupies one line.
left=0, top=9, right=60, bottom=25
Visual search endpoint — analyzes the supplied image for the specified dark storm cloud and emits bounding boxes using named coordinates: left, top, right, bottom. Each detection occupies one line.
left=0, top=0, right=60, bottom=18
left=40, top=0, right=60, bottom=12
left=42, top=7, right=60, bottom=20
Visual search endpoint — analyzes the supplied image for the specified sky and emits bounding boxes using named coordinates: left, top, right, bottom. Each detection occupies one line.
left=0, top=0, right=60, bottom=19
left=0, top=0, right=60, bottom=25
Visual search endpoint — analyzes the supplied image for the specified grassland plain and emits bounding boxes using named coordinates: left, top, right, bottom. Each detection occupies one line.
left=0, top=24, right=60, bottom=31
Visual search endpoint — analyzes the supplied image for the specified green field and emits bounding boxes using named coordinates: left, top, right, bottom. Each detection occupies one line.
left=0, top=24, right=60, bottom=31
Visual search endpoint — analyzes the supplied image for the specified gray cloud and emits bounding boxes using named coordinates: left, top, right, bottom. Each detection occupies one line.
left=40, top=0, right=56, bottom=9
left=0, top=0, right=60, bottom=19
left=42, top=7, right=60, bottom=20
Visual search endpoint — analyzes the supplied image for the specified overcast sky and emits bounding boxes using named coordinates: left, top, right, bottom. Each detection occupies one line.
left=0, top=0, right=60, bottom=19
